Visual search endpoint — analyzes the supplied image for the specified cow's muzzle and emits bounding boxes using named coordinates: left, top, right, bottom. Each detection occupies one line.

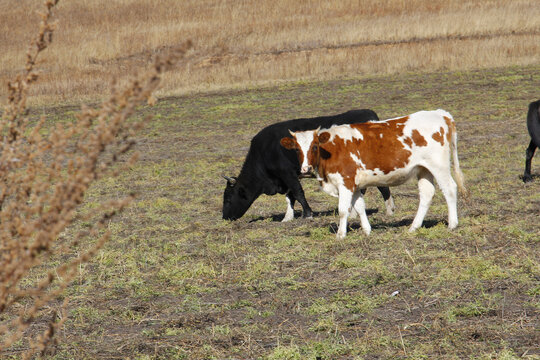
left=301, top=165, right=313, bottom=174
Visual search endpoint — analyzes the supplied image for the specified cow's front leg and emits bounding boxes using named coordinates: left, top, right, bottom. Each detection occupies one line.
left=352, top=190, right=371, bottom=235
left=336, top=186, right=353, bottom=239
left=282, top=173, right=312, bottom=218
left=523, top=140, right=537, bottom=183
left=282, top=191, right=295, bottom=222
left=349, top=188, right=367, bottom=219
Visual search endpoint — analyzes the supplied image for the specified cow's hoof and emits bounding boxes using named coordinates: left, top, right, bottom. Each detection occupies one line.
left=385, top=198, right=396, bottom=216
left=447, top=222, right=458, bottom=230
left=523, top=175, right=533, bottom=183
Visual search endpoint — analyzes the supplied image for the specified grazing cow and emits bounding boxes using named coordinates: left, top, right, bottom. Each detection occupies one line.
left=223, top=110, right=395, bottom=221
left=523, top=99, right=540, bottom=183
left=280, top=109, right=467, bottom=239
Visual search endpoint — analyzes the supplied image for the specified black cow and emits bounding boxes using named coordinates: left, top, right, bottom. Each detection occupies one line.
left=222, top=109, right=395, bottom=221
left=523, top=99, right=540, bottom=182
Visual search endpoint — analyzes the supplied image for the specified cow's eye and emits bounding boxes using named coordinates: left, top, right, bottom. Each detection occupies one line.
left=312, top=145, right=318, bottom=151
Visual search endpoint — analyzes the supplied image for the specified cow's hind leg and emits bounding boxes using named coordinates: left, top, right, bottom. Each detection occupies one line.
left=432, top=167, right=459, bottom=230
left=351, top=188, right=395, bottom=218
left=351, top=190, right=371, bottom=236
left=349, top=188, right=367, bottom=219
left=523, top=139, right=537, bottom=183
left=377, top=186, right=395, bottom=216
left=410, top=169, right=436, bottom=232
left=282, top=191, right=295, bottom=222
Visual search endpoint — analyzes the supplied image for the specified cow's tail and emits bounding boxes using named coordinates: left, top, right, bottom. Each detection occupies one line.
left=447, top=114, right=468, bottom=197
left=527, top=100, right=540, bottom=146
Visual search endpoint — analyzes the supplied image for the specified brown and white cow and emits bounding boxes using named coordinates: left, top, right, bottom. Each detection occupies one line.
left=280, top=109, right=467, bottom=239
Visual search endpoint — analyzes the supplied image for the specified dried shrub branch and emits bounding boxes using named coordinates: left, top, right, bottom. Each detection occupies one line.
left=0, top=0, right=191, bottom=357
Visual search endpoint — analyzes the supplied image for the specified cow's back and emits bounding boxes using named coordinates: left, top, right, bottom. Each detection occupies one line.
left=248, top=109, right=380, bottom=175
left=262, top=109, right=379, bottom=138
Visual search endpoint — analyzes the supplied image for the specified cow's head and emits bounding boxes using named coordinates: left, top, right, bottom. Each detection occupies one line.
left=280, top=128, right=331, bottom=175
left=222, top=175, right=254, bottom=220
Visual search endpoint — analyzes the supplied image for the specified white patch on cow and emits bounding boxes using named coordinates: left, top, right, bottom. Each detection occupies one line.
left=318, top=172, right=343, bottom=197
left=320, top=182, right=339, bottom=197
left=327, top=124, right=363, bottom=143
left=282, top=194, right=294, bottom=222
left=349, top=153, right=366, bottom=169
left=294, top=130, right=316, bottom=173
left=354, top=168, right=374, bottom=187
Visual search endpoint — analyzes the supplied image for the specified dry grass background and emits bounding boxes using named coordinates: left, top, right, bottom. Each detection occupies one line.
left=1, top=0, right=540, bottom=105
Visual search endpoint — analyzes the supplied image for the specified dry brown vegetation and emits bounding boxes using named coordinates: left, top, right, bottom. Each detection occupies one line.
left=1, top=0, right=540, bottom=105
left=0, top=1, right=190, bottom=357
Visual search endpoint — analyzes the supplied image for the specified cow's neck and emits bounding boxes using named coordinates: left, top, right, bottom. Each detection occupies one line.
left=237, top=168, right=263, bottom=196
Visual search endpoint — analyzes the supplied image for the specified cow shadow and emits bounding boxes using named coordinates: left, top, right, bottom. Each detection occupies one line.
left=249, top=208, right=379, bottom=223
left=330, top=218, right=441, bottom=233
left=249, top=208, right=446, bottom=233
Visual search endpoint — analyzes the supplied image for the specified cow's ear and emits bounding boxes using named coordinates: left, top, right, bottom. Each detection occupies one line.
left=318, top=132, right=330, bottom=144
left=280, top=137, right=296, bottom=150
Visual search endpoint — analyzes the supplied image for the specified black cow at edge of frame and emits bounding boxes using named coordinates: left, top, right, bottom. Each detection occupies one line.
left=523, top=99, right=540, bottom=183
left=222, top=109, right=395, bottom=221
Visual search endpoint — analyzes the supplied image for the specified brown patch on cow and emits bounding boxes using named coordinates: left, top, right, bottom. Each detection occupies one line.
left=444, top=116, right=454, bottom=144
left=403, top=129, right=427, bottom=149
left=403, top=137, right=413, bottom=148
left=280, top=136, right=304, bottom=168
left=411, top=129, right=427, bottom=147
left=432, top=127, right=445, bottom=146
left=312, top=117, right=411, bottom=191
left=306, top=139, right=318, bottom=171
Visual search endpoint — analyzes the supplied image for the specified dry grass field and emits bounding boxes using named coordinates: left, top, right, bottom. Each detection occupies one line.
left=1, top=0, right=540, bottom=359
left=1, top=0, right=540, bottom=104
